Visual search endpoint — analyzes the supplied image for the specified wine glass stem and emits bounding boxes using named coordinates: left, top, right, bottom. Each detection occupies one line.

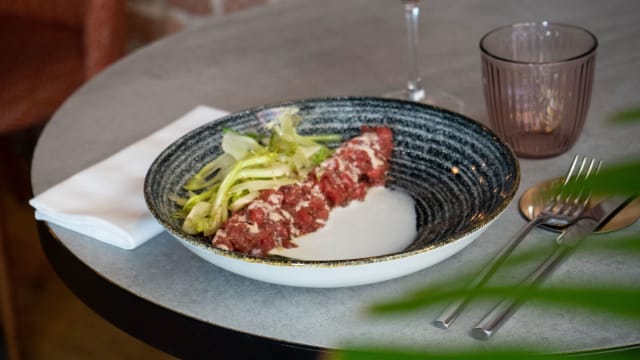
left=404, top=0, right=425, bottom=101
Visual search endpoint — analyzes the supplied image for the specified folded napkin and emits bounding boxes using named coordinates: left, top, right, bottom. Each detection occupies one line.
left=29, top=106, right=228, bottom=250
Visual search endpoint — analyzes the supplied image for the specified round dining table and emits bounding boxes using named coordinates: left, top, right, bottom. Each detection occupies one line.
left=31, top=0, right=640, bottom=358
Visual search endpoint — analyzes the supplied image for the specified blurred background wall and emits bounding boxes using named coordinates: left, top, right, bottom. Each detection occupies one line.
left=127, top=0, right=280, bottom=49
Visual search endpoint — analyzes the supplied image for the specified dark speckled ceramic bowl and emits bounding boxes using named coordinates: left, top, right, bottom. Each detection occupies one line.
left=144, top=97, right=519, bottom=287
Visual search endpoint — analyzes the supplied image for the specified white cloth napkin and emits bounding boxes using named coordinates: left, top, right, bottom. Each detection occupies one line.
left=29, top=106, right=228, bottom=250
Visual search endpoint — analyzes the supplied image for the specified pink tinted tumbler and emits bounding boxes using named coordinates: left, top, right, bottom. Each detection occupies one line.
left=480, top=22, right=597, bottom=158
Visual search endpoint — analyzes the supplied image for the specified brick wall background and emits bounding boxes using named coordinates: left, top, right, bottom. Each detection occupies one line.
left=127, top=0, right=279, bottom=49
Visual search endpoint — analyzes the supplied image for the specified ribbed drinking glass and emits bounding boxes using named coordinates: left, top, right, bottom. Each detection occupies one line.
left=480, top=22, right=597, bottom=158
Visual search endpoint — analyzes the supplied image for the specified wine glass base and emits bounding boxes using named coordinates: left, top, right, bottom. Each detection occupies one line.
left=384, top=89, right=465, bottom=114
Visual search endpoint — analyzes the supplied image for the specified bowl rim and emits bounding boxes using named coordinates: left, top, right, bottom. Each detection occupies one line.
left=144, top=96, right=520, bottom=269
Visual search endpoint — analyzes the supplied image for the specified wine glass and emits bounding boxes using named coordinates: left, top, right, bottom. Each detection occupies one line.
left=385, top=0, right=464, bottom=113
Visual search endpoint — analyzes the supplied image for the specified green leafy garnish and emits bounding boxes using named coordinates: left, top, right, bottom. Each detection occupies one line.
left=172, top=107, right=340, bottom=236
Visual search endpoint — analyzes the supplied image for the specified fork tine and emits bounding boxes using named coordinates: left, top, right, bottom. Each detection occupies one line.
left=568, top=157, right=591, bottom=202
left=553, top=155, right=602, bottom=216
left=560, top=155, right=582, bottom=186
left=576, top=158, right=602, bottom=205
left=551, top=155, right=583, bottom=211
left=559, top=156, right=601, bottom=216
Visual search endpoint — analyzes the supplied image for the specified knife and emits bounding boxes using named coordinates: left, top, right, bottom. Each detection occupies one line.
left=470, top=195, right=636, bottom=340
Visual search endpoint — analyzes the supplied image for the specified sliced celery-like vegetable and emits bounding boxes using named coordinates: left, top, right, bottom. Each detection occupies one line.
left=301, top=134, right=342, bottom=143
left=184, top=153, right=234, bottom=190
left=172, top=107, right=342, bottom=237
left=229, top=192, right=261, bottom=212
left=182, top=202, right=212, bottom=234
left=237, top=163, right=291, bottom=179
left=229, top=178, right=298, bottom=195
left=221, top=128, right=265, bottom=160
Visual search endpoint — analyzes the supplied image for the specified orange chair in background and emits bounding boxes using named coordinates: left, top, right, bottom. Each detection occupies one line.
left=0, top=1, right=127, bottom=358
left=0, top=0, right=127, bottom=133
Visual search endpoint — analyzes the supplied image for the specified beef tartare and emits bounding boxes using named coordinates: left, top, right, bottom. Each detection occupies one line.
left=212, top=126, right=393, bottom=256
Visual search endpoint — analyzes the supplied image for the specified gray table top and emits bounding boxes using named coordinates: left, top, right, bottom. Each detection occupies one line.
left=32, top=0, right=640, bottom=353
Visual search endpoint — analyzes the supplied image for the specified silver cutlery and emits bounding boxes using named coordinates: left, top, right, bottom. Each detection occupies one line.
left=434, top=155, right=600, bottom=329
left=471, top=195, right=636, bottom=340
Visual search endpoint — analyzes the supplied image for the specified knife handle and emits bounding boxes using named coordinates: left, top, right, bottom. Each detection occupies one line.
left=471, top=246, right=568, bottom=340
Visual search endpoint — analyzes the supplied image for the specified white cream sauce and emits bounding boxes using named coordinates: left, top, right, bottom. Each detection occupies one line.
left=269, top=186, right=416, bottom=260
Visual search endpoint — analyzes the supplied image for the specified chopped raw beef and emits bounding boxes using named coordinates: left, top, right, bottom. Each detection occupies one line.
left=212, top=126, right=393, bottom=256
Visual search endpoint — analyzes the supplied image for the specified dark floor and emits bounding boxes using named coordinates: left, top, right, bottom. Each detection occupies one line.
left=0, top=130, right=175, bottom=359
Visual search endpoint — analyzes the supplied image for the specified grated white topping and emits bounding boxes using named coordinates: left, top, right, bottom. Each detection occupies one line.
left=349, top=143, right=384, bottom=169
left=267, top=192, right=283, bottom=205
left=269, top=211, right=285, bottom=222
left=247, top=222, right=260, bottom=234
left=295, top=200, right=310, bottom=212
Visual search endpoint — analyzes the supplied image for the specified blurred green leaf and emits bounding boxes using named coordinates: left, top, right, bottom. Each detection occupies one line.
left=612, top=107, right=640, bottom=123
left=330, top=346, right=639, bottom=360
left=330, top=348, right=551, bottom=360
left=584, top=160, right=640, bottom=196
left=585, top=233, right=640, bottom=253
left=368, top=232, right=640, bottom=316
left=551, top=158, right=640, bottom=197
left=370, top=283, right=640, bottom=319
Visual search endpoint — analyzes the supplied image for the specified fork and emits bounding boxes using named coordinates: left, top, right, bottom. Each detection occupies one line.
left=433, top=155, right=601, bottom=329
